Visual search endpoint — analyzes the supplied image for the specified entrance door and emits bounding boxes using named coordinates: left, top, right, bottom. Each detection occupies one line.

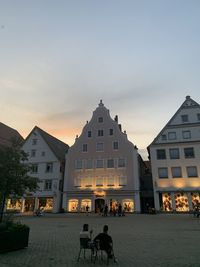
left=95, top=199, right=105, bottom=213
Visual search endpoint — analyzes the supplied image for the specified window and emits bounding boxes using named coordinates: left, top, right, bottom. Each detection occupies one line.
left=161, top=134, right=167, bottom=141
left=31, top=149, right=36, bottom=157
left=96, top=143, right=104, bottom=151
left=82, top=144, right=88, bottom=152
left=96, top=159, right=104, bottom=168
left=74, top=177, right=81, bottom=187
left=184, top=147, right=195, bottom=158
left=156, top=149, right=166, bottom=160
left=31, top=164, right=38, bottom=173
left=32, top=139, right=37, bottom=145
left=107, top=159, right=114, bottom=168
left=107, top=177, right=114, bottom=186
left=75, top=160, right=82, bottom=169
left=119, top=176, right=127, bottom=186
left=98, top=130, right=104, bottom=136
left=181, top=114, right=188, bottom=123
left=197, top=113, right=200, bottom=121
left=187, top=166, right=198, bottom=177
left=118, top=158, right=126, bottom=168
left=109, top=129, right=114, bottom=136
left=171, top=167, right=182, bottom=178
left=44, top=180, right=52, bottom=191
left=169, top=148, right=180, bottom=159
left=46, top=163, right=53, bottom=173
left=113, top=141, right=119, bottom=150
left=182, top=131, right=191, bottom=139
left=168, top=132, right=176, bottom=140
left=158, top=168, right=168, bottom=178
left=88, top=131, right=92, bottom=137
left=86, top=159, right=93, bottom=169
left=98, top=117, right=103, bottom=123
left=41, top=151, right=45, bottom=156
left=96, top=177, right=103, bottom=186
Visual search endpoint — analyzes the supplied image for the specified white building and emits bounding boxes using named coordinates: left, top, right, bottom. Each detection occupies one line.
left=63, top=101, right=141, bottom=213
left=148, top=96, right=200, bottom=212
left=7, top=126, right=69, bottom=213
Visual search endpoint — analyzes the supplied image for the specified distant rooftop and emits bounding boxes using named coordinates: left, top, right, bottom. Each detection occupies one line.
left=0, top=122, right=24, bottom=147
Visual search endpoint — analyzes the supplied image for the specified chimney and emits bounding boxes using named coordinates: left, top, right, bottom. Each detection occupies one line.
left=114, top=115, right=118, bottom=123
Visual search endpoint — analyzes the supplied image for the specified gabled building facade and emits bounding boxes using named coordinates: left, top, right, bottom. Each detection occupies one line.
left=0, top=122, right=23, bottom=147
left=63, top=101, right=141, bottom=213
left=7, top=126, right=69, bottom=213
left=148, top=96, right=200, bottom=212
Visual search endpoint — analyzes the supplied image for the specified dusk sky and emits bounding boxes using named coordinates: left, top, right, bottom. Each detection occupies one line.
left=1, top=1, right=200, bottom=159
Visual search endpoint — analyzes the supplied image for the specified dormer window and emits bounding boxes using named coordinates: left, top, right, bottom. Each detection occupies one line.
left=98, top=117, right=103, bottom=123
left=181, top=114, right=188, bottom=123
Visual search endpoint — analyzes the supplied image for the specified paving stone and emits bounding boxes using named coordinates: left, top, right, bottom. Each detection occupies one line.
left=0, top=213, right=200, bottom=267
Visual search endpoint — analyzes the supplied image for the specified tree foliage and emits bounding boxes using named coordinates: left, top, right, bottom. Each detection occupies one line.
left=0, top=138, right=39, bottom=221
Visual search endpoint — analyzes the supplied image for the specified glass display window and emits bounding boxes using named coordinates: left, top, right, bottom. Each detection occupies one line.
left=81, top=199, right=91, bottom=212
left=162, top=193, right=172, bottom=211
left=175, top=193, right=189, bottom=212
left=122, top=199, right=134, bottom=212
left=68, top=199, right=79, bottom=212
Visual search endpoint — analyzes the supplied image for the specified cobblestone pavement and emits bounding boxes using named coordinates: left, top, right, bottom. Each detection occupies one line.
left=0, top=213, right=200, bottom=267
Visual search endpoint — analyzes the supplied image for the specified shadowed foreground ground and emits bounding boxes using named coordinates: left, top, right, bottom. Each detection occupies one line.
left=0, top=213, right=200, bottom=267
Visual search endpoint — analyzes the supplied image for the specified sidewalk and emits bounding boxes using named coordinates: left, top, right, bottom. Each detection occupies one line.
left=0, top=213, right=200, bottom=267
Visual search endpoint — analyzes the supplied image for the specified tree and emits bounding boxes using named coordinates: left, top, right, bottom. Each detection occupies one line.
left=0, top=138, right=39, bottom=222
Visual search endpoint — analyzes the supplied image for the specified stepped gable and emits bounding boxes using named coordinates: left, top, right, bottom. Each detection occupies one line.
left=0, top=122, right=24, bottom=147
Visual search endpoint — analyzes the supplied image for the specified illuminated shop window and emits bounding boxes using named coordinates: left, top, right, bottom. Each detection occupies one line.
left=122, top=199, right=134, bottom=212
left=191, top=192, right=200, bottom=208
left=68, top=199, right=78, bottom=212
left=6, top=199, right=22, bottom=211
left=175, top=193, right=189, bottom=212
left=162, top=193, right=172, bottom=211
left=81, top=199, right=91, bottom=212
left=39, top=198, right=53, bottom=211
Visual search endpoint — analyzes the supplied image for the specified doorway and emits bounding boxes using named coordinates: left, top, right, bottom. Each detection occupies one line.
left=95, top=198, right=105, bottom=213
